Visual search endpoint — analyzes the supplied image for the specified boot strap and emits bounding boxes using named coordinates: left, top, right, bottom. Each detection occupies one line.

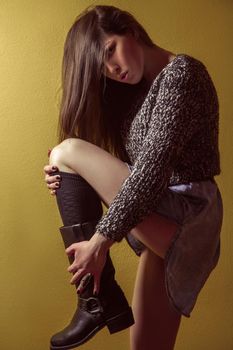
left=79, top=297, right=103, bottom=314
left=60, top=220, right=99, bottom=247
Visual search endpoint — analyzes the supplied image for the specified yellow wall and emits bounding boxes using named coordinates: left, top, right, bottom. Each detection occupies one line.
left=0, top=0, right=232, bottom=349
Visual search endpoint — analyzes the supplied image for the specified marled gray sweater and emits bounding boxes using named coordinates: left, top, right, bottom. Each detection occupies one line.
left=96, top=54, right=220, bottom=242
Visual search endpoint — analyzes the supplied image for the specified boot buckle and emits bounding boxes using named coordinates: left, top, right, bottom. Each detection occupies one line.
left=79, top=297, right=103, bottom=314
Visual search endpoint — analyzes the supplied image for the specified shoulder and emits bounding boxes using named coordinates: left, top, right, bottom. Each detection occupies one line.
left=166, top=54, right=207, bottom=78
left=149, top=54, right=214, bottom=98
left=150, top=54, right=208, bottom=87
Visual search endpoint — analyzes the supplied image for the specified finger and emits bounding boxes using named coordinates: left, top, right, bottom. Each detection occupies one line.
left=43, top=165, right=52, bottom=173
left=45, top=174, right=61, bottom=185
left=65, top=244, right=76, bottom=256
left=47, top=149, right=52, bottom=157
left=67, top=262, right=78, bottom=273
left=43, top=165, right=58, bottom=174
left=77, top=273, right=92, bottom=294
left=47, top=182, right=60, bottom=190
left=70, top=269, right=85, bottom=285
left=93, top=274, right=100, bottom=296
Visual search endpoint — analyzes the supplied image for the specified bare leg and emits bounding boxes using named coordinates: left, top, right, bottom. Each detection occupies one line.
left=130, top=249, right=181, bottom=350
left=49, top=138, right=179, bottom=258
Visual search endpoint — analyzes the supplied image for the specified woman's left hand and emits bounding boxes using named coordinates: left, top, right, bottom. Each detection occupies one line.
left=65, top=233, right=114, bottom=295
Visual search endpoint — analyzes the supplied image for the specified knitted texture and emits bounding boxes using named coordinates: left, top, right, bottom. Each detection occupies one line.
left=96, top=54, right=220, bottom=242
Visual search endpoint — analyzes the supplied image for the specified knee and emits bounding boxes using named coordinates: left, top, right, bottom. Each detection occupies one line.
left=49, top=138, right=80, bottom=168
left=49, top=144, right=63, bottom=167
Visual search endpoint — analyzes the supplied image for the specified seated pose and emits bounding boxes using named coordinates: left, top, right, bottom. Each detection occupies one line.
left=44, top=5, right=223, bottom=350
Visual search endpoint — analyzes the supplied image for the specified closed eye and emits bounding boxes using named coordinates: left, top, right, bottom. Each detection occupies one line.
left=105, top=43, right=116, bottom=60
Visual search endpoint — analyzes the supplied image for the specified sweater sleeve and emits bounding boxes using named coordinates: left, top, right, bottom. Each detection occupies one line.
left=95, top=63, right=204, bottom=242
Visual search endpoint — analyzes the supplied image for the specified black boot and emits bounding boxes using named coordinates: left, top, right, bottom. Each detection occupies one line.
left=50, top=221, right=134, bottom=350
left=50, top=172, right=134, bottom=350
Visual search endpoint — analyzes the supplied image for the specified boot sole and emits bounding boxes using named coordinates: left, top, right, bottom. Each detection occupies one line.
left=50, top=307, right=134, bottom=350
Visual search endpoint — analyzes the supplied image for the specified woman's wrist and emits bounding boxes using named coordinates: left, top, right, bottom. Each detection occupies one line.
left=90, top=232, right=115, bottom=252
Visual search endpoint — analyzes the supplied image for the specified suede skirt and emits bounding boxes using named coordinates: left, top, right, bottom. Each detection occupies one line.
left=125, top=176, right=223, bottom=317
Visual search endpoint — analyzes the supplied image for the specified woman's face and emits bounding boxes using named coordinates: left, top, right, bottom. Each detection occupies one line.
left=103, top=34, right=144, bottom=84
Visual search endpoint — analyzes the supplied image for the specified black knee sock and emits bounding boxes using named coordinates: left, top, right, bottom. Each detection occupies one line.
left=55, top=171, right=103, bottom=226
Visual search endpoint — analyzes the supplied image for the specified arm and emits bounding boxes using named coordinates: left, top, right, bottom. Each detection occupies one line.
left=95, top=62, right=205, bottom=242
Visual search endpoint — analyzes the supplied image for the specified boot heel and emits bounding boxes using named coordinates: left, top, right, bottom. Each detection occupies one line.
left=106, top=308, right=134, bottom=334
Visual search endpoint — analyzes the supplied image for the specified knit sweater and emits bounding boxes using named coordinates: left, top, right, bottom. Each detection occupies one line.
left=96, top=54, right=220, bottom=242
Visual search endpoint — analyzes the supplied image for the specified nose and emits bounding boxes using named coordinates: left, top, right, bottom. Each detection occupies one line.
left=105, top=62, right=121, bottom=77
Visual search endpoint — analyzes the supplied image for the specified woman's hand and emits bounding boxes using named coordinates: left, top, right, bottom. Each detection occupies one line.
left=43, top=148, right=61, bottom=195
left=44, top=164, right=61, bottom=195
left=66, top=233, right=114, bottom=295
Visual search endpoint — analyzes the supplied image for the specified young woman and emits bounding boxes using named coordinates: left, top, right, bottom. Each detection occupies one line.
left=44, top=5, right=223, bottom=350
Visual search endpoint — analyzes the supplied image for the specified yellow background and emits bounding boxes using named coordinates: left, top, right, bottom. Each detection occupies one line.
left=0, top=0, right=232, bottom=349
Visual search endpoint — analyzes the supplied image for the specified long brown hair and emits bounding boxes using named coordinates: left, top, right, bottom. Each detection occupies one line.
left=58, top=5, right=155, bottom=160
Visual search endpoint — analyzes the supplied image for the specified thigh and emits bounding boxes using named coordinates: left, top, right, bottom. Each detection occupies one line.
left=50, top=138, right=130, bottom=206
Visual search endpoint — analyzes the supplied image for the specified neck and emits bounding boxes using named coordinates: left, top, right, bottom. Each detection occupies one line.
left=142, top=45, right=176, bottom=84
